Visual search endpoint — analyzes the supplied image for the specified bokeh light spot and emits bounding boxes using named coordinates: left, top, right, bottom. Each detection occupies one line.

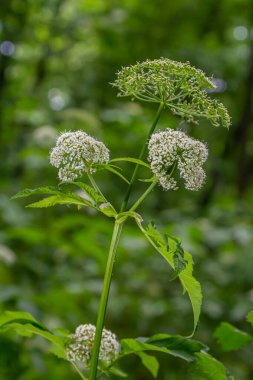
left=0, top=40, right=15, bottom=56
left=233, top=26, right=248, bottom=41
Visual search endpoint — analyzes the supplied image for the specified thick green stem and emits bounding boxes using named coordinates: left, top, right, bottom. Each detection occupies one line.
left=120, top=102, right=164, bottom=212
left=89, top=221, right=123, bottom=380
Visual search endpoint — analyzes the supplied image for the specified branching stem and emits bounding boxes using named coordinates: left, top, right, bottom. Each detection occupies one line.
left=88, top=102, right=164, bottom=380
left=130, top=180, right=158, bottom=212
left=120, top=102, right=164, bottom=212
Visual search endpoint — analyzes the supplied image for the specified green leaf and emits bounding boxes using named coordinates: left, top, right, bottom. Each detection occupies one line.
left=120, top=334, right=207, bottom=368
left=110, top=157, right=150, bottom=168
left=136, top=222, right=202, bottom=334
left=0, top=311, right=43, bottom=328
left=179, top=252, right=202, bottom=335
left=26, top=194, right=94, bottom=209
left=136, top=352, right=159, bottom=378
left=189, top=352, right=230, bottom=380
left=119, top=334, right=209, bottom=378
left=65, top=182, right=104, bottom=204
left=214, top=322, right=252, bottom=352
left=99, top=202, right=117, bottom=217
left=0, top=311, right=67, bottom=359
left=170, top=237, right=188, bottom=279
left=11, top=186, right=60, bottom=199
left=96, top=164, right=130, bottom=184
left=246, top=311, right=253, bottom=327
left=120, top=338, right=171, bottom=356
left=146, top=333, right=208, bottom=362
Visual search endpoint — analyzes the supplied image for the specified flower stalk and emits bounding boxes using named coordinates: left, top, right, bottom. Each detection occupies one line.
left=120, top=102, right=164, bottom=212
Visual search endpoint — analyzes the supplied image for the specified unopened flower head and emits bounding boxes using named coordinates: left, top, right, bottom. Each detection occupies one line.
left=50, top=131, right=110, bottom=182
left=112, top=58, right=231, bottom=128
left=148, top=129, right=208, bottom=191
left=66, top=324, right=120, bottom=365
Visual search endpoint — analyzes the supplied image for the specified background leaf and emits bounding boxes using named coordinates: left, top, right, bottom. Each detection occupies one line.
left=188, top=352, right=230, bottom=380
left=0, top=311, right=67, bottom=359
left=214, top=322, right=252, bottom=352
left=136, top=352, right=159, bottom=378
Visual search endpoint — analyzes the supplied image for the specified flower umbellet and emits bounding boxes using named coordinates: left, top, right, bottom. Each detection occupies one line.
left=10, top=58, right=231, bottom=380
left=66, top=324, right=120, bottom=365
left=148, top=129, right=208, bottom=191
left=50, top=131, right=110, bottom=182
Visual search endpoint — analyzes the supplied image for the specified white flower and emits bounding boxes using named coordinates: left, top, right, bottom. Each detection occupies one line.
left=66, top=324, right=120, bottom=365
left=50, top=131, right=110, bottom=182
left=148, top=129, right=208, bottom=191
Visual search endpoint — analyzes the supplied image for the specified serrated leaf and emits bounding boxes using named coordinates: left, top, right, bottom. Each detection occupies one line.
left=214, top=322, right=252, bottom=352
left=179, top=252, right=202, bottom=335
left=246, top=311, right=253, bottom=327
left=26, top=194, right=94, bottom=209
left=110, top=157, right=150, bottom=168
left=65, top=182, right=104, bottom=204
left=11, top=187, right=60, bottom=200
left=189, top=352, right=230, bottom=380
left=171, top=238, right=188, bottom=279
left=136, top=222, right=202, bottom=334
left=0, top=311, right=67, bottom=359
left=136, top=352, right=159, bottom=378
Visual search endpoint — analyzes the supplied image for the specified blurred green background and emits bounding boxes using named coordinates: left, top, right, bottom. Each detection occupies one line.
left=1, top=0, right=253, bottom=379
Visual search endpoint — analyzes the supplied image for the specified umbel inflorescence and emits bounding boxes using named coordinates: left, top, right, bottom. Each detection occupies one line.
left=112, top=58, right=231, bottom=128
left=148, top=129, right=208, bottom=191
left=50, top=131, right=110, bottom=182
left=66, top=324, right=120, bottom=365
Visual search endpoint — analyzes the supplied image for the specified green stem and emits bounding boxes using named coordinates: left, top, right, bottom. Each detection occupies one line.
left=89, top=221, right=123, bottom=380
left=130, top=160, right=177, bottom=212
left=88, top=102, right=164, bottom=379
left=72, top=362, right=88, bottom=380
left=130, top=180, right=158, bottom=212
left=87, top=172, right=107, bottom=202
left=120, top=102, right=164, bottom=212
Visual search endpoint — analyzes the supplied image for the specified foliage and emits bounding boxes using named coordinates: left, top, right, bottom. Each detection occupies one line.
left=1, top=0, right=253, bottom=379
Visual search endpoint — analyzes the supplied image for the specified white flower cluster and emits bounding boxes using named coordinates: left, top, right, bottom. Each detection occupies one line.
left=66, top=324, right=120, bottom=365
left=50, top=131, right=110, bottom=182
left=148, top=129, right=208, bottom=191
